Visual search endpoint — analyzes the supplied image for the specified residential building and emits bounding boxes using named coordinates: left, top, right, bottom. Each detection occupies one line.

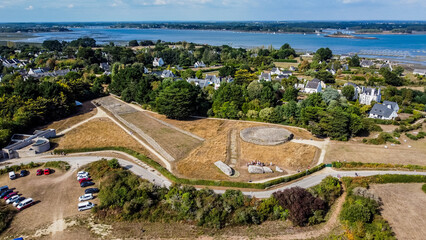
left=270, top=67, right=283, bottom=75
left=360, top=60, right=374, bottom=68
left=259, top=72, right=271, bottom=82
left=153, top=57, right=164, bottom=67
left=289, top=66, right=298, bottom=71
left=304, top=78, right=322, bottom=93
left=100, top=62, right=110, bottom=72
left=194, top=61, right=206, bottom=68
left=413, top=69, right=426, bottom=76
left=161, top=70, right=176, bottom=78
left=369, top=101, right=399, bottom=120
left=359, top=87, right=381, bottom=105
left=205, top=75, right=221, bottom=89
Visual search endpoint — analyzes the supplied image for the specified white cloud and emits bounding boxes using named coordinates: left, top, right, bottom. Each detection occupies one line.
left=25, top=5, right=33, bottom=10
left=68, top=4, right=74, bottom=8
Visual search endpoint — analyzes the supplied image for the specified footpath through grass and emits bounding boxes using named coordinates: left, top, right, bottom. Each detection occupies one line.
left=54, top=147, right=325, bottom=189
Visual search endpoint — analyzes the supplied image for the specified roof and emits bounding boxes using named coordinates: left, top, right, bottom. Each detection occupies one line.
left=260, top=72, right=270, bottom=79
left=361, top=60, right=374, bottom=66
left=344, top=82, right=358, bottom=87
left=305, top=78, right=321, bottom=89
left=360, top=87, right=379, bottom=95
left=383, top=101, right=398, bottom=110
left=370, top=103, right=395, bottom=118
left=413, top=69, right=426, bottom=74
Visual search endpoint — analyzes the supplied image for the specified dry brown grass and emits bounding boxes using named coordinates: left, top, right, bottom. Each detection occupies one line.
left=54, top=118, right=149, bottom=156
left=173, top=117, right=318, bottom=181
left=370, top=184, right=426, bottom=240
left=120, top=112, right=203, bottom=160
left=44, top=101, right=97, bottom=133
left=324, top=137, right=426, bottom=166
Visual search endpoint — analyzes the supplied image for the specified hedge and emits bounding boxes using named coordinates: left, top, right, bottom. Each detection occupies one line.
left=274, top=59, right=298, bottom=63
left=332, top=161, right=426, bottom=171
left=0, top=162, right=43, bottom=175
left=53, top=147, right=325, bottom=189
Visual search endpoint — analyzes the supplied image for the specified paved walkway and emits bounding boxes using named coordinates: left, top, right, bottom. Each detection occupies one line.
left=3, top=154, right=425, bottom=199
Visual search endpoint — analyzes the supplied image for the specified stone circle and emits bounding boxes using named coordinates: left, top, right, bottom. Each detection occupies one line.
left=240, top=126, right=293, bottom=146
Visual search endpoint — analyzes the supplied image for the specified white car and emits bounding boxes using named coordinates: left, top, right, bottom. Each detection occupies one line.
left=77, top=171, right=89, bottom=177
left=79, top=193, right=94, bottom=202
left=77, top=174, right=90, bottom=181
left=6, top=195, right=19, bottom=204
left=78, top=201, right=95, bottom=211
left=13, top=197, right=25, bottom=207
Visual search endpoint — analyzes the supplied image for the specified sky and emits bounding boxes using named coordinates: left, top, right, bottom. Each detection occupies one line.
left=0, top=0, right=425, bottom=22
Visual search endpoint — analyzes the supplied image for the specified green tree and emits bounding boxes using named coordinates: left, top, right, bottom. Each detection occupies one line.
left=234, top=69, right=257, bottom=85
left=315, top=70, right=335, bottom=84
left=156, top=80, right=198, bottom=119
left=348, top=55, right=360, bottom=67
left=129, top=40, right=139, bottom=47
left=314, top=48, right=333, bottom=62
left=342, top=85, right=355, bottom=100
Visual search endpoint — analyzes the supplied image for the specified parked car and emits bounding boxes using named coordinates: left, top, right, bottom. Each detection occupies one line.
left=85, top=188, right=99, bottom=194
left=20, top=170, right=28, bottom=177
left=78, top=178, right=92, bottom=184
left=6, top=195, right=20, bottom=204
left=77, top=174, right=90, bottom=181
left=0, top=185, right=8, bottom=193
left=79, top=193, right=94, bottom=202
left=9, top=171, right=16, bottom=180
left=44, top=168, right=51, bottom=175
left=77, top=171, right=89, bottom=177
left=36, top=169, right=43, bottom=176
left=16, top=198, right=33, bottom=211
left=13, top=237, right=23, bottom=240
left=80, top=181, right=95, bottom=188
left=12, top=197, right=26, bottom=207
left=78, top=201, right=95, bottom=211
left=0, top=189, right=12, bottom=198
left=4, top=192, right=17, bottom=200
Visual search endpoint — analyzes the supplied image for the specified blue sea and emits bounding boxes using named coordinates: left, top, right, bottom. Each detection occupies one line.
left=16, top=27, right=426, bottom=65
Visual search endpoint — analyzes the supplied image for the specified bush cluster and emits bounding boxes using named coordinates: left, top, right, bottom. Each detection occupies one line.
left=363, top=132, right=400, bottom=145
left=44, top=161, right=71, bottom=171
left=91, top=159, right=340, bottom=229
left=0, top=162, right=43, bottom=175
left=332, top=161, right=426, bottom=171
left=405, top=131, right=426, bottom=140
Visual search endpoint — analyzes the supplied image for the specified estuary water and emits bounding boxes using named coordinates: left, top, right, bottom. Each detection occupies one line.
left=16, top=27, right=426, bottom=65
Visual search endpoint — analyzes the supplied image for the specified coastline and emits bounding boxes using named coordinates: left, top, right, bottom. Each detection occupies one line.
left=325, top=34, right=378, bottom=40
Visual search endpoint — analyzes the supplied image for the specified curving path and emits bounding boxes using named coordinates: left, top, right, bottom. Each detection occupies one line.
left=2, top=153, right=425, bottom=199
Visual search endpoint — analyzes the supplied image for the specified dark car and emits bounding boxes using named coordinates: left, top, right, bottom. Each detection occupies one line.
left=36, top=169, right=43, bottom=176
left=20, top=170, right=28, bottom=177
left=80, top=181, right=95, bottom=188
left=78, top=178, right=92, bottom=184
left=85, top=188, right=99, bottom=194
left=0, top=189, right=12, bottom=198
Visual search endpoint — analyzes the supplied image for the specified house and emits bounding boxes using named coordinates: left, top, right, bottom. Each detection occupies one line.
left=304, top=78, right=322, bottom=93
left=369, top=101, right=399, bottom=120
left=270, top=68, right=283, bottom=75
left=360, top=60, right=374, bottom=68
left=194, top=61, right=206, bottom=68
left=153, top=57, right=164, bottom=67
left=259, top=72, right=271, bottom=82
left=359, top=87, right=381, bottom=105
left=205, top=75, right=221, bottom=89
left=187, top=78, right=210, bottom=88
left=100, top=62, right=110, bottom=72
left=161, top=70, right=176, bottom=78
left=144, top=67, right=149, bottom=74
left=342, top=64, right=349, bottom=71
left=343, top=82, right=361, bottom=100
left=326, top=69, right=336, bottom=75
left=379, top=62, right=393, bottom=71
left=413, top=69, right=426, bottom=76
left=340, top=54, right=350, bottom=60
left=1, top=58, right=20, bottom=68
left=27, top=68, right=74, bottom=79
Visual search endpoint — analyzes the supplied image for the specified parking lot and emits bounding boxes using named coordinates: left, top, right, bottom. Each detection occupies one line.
left=0, top=167, right=99, bottom=238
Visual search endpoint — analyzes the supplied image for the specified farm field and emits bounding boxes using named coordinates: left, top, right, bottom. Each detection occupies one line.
left=370, top=183, right=426, bottom=240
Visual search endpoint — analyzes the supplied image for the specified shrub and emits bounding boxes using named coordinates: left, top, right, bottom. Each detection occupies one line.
left=273, top=187, right=326, bottom=226
left=422, top=184, right=426, bottom=194
left=405, top=132, right=426, bottom=140
left=310, top=176, right=342, bottom=206
left=107, top=159, right=120, bottom=169
left=44, top=161, right=71, bottom=171
left=0, top=202, right=16, bottom=234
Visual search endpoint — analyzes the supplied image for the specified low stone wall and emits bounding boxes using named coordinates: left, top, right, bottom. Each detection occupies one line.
left=240, top=126, right=293, bottom=146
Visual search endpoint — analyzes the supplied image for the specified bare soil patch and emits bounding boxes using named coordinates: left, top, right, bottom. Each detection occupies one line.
left=370, top=183, right=426, bottom=240
left=43, top=101, right=97, bottom=133
left=54, top=118, right=150, bottom=157
left=0, top=167, right=97, bottom=239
